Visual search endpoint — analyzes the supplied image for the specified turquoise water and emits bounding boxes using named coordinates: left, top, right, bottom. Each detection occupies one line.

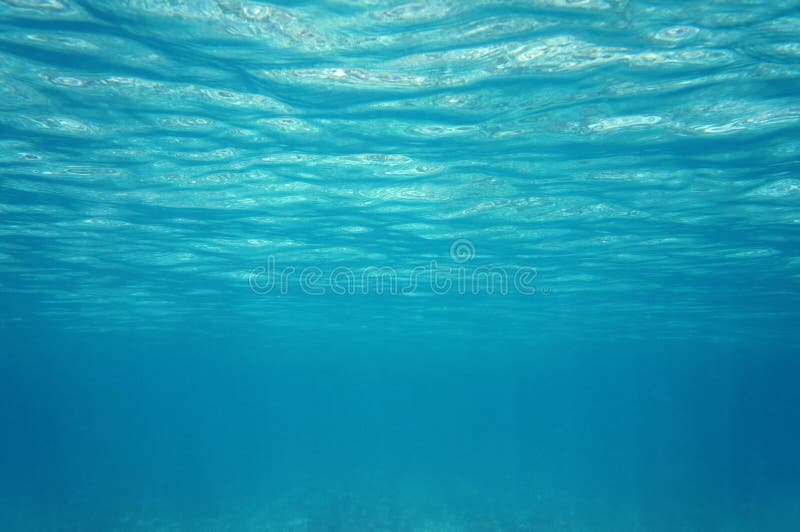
left=2, top=0, right=800, bottom=530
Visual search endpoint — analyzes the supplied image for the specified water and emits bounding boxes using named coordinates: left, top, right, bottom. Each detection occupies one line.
left=1, top=0, right=799, bottom=530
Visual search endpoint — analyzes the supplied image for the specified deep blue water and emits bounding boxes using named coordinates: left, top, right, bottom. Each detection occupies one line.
left=2, top=0, right=800, bottom=530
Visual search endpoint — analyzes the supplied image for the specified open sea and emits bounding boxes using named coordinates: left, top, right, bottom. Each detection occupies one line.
left=1, top=0, right=800, bottom=530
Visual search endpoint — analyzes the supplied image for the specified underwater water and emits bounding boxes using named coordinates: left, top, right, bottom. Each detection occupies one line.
left=2, top=0, right=800, bottom=530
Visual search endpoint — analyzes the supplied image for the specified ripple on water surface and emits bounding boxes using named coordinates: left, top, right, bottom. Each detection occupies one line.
left=0, top=0, right=798, bottom=342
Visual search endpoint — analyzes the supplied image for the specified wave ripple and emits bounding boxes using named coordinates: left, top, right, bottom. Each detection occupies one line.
left=1, top=0, right=799, bottom=341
